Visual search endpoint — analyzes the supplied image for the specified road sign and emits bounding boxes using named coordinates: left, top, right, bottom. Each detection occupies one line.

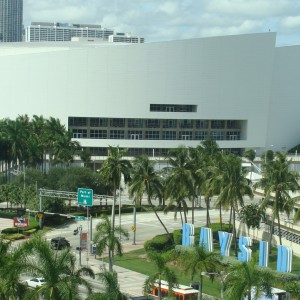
left=75, top=216, right=86, bottom=221
left=37, top=212, right=44, bottom=219
left=131, top=225, right=136, bottom=232
left=77, top=188, right=93, bottom=206
left=13, top=217, right=29, bottom=228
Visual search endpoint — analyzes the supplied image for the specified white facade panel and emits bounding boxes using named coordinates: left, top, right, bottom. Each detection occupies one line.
left=1, top=32, right=298, bottom=154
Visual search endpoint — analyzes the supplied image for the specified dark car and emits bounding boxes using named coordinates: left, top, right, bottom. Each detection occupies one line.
left=50, top=237, right=70, bottom=250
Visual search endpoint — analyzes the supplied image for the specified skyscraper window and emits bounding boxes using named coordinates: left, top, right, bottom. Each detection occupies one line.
left=0, top=0, right=23, bottom=42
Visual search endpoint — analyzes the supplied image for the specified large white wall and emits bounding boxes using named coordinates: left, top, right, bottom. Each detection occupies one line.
left=267, top=45, right=300, bottom=152
left=0, top=32, right=290, bottom=151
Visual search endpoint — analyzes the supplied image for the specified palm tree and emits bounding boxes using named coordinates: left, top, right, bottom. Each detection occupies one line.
left=144, top=251, right=178, bottom=300
left=53, top=130, right=80, bottom=167
left=215, top=154, right=253, bottom=256
left=100, top=146, right=131, bottom=228
left=0, top=239, right=27, bottom=299
left=129, top=155, right=172, bottom=241
left=5, top=117, right=29, bottom=167
left=87, top=271, right=128, bottom=300
left=197, top=140, right=222, bottom=227
left=164, top=147, right=194, bottom=224
left=21, top=235, right=95, bottom=300
left=224, top=258, right=275, bottom=300
left=80, top=148, right=92, bottom=167
left=29, top=115, right=47, bottom=170
left=255, top=151, right=300, bottom=247
left=93, top=214, right=129, bottom=272
left=44, top=117, right=68, bottom=168
left=177, top=245, right=221, bottom=300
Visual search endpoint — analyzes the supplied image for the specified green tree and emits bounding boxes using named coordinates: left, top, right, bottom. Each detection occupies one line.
left=5, top=117, right=30, bottom=166
left=27, top=115, right=47, bottom=170
left=22, top=235, right=94, bottom=300
left=255, top=151, right=300, bottom=246
left=177, top=245, right=221, bottom=300
left=224, top=258, right=275, bottom=300
left=129, top=155, right=172, bottom=240
left=243, top=149, right=256, bottom=162
left=284, top=281, right=300, bottom=300
left=53, top=131, right=80, bottom=167
left=164, top=147, right=194, bottom=224
left=80, top=148, right=92, bottom=168
left=215, top=154, right=253, bottom=256
left=99, top=146, right=131, bottom=263
left=0, top=239, right=27, bottom=299
left=239, top=204, right=264, bottom=235
left=87, top=271, right=128, bottom=300
left=144, top=251, right=178, bottom=300
left=198, top=140, right=222, bottom=228
left=44, top=117, right=68, bottom=168
left=93, top=214, right=129, bottom=272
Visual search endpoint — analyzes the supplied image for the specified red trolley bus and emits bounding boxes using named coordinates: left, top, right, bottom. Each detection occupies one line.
left=151, top=280, right=198, bottom=300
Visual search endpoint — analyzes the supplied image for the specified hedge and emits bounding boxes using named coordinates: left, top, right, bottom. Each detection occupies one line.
left=144, top=233, right=174, bottom=252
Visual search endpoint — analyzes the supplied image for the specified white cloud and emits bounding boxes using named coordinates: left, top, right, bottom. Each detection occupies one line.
left=23, top=0, right=300, bottom=45
left=281, top=15, right=300, bottom=28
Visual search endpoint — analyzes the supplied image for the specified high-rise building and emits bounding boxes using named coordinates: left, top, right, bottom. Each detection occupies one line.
left=0, top=0, right=23, bottom=42
left=25, top=22, right=114, bottom=42
left=108, top=32, right=144, bottom=43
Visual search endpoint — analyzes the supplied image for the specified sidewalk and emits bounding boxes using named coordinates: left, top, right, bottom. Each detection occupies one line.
left=84, top=241, right=147, bottom=298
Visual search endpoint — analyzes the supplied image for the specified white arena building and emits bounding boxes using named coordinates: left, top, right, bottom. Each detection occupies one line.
left=0, top=32, right=299, bottom=158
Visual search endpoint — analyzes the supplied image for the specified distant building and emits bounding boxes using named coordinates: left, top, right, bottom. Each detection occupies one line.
left=0, top=0, right=23, bottom=42
left=108, top=32, right=145, bottom=43
left=25, top=22, right=114, bottom=42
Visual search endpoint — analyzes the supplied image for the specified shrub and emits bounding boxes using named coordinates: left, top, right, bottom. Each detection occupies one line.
left=5, top=234, right=25, bottom=240
left=144, top=233, right=174, bottom=252
left=173, top=229, right=182, bottom=245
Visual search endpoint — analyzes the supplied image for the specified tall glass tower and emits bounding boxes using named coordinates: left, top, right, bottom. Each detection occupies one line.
left=0, top=0, right=23, bottom=42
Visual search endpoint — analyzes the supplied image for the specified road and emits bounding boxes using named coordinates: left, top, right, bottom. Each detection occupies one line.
left=43, top=208, right=230, bottom=298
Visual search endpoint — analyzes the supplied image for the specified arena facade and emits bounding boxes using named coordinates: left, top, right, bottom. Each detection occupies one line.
left=0, top=32, right=299, bottom=157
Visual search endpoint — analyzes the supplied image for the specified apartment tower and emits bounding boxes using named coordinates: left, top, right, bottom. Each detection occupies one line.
left=0, top=0, right=23, bottom=42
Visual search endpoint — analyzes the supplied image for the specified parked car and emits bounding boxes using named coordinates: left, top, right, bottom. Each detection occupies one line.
left=25, top=277, right=45, bottom=288
left=50, top=237, right=70, bottom=250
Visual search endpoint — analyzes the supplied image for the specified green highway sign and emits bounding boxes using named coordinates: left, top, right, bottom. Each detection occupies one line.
left=77, top=188, right=93, bottom=207
left=75, top=216, right=86, bottom=221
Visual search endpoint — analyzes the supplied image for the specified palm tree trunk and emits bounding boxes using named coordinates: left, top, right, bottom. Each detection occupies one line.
left=233, top=207, right=238, bottom=257
left=192, top=196, right=195, bottom=225
left=158, top=278, right=162, bottom=300
left=269, top=217, right=274, bottom=254
left=149, top=196, right=173, bottom=243
left=198, top=274, right=203, bottom=300
left=277, top=209, right=282, bottom=245
left=205, top=196, right=210, bottom=227
left=109, top=184, right=117, bottom=272
left=219, top=203, right=223, bottom=231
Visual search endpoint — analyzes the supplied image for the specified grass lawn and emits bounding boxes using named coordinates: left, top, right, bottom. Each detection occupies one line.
left=113, top=242, right=300, bottom=298
left=114, top=248, right=222, bottom=298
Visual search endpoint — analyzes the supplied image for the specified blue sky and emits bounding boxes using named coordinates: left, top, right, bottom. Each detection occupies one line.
left=23, top=0, right=300, bottom=46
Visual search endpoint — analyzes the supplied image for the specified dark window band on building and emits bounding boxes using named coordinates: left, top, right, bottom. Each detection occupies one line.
left=150, top=104, right=197, bottom=112
left=68, top=117, right=243, bottom=141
